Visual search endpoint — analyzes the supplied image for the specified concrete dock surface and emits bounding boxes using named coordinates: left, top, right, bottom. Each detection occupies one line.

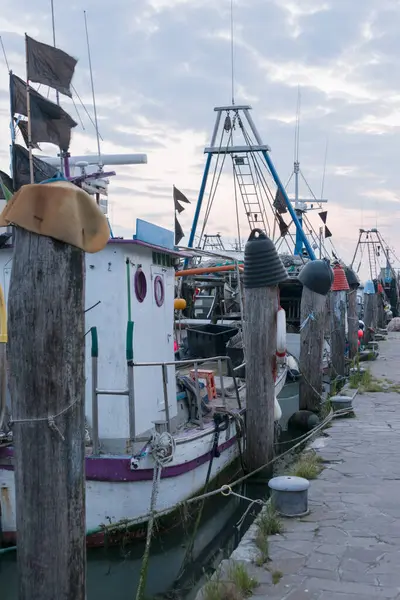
left=219, top=333, right=400, bottom=600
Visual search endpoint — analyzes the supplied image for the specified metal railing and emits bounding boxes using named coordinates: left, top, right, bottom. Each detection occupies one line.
left=90, top=323, right=242, bottom=456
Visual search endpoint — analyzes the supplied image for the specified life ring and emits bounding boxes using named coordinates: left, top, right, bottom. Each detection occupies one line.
left=276, top=306, right=286, bottom=363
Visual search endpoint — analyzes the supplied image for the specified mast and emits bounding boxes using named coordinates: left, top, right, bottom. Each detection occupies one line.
left=50, top=0, right=66, bottom=176
left=24, top=34, right=34, bottom=184
left=84, top=11, right=102, bottom=166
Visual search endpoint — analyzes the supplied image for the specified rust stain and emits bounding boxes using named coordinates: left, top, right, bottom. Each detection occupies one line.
left=1, top=486, right=11, bottom=519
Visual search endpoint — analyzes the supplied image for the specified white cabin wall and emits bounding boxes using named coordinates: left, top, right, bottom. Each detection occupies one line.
left=0, top=241, right=177, bottom=451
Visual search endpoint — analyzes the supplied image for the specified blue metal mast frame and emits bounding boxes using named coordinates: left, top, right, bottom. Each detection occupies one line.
left=187, top=105, right=316, bottom=263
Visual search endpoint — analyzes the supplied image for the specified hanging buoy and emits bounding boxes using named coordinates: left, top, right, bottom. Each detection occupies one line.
left=174, top=298, right=187, bottom=311
left=276, top=307, right=286, bottom=363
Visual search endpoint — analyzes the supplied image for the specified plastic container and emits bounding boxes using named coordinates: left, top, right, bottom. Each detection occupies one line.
left=186, top=324, right=237, bottom=358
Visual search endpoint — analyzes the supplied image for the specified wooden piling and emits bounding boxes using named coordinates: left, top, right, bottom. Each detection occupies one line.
left=244, top=286, right=278, bottom=471
left=347, top=288, right=359, bottom=360
left=377, top=293, right=386, bottom=329
left=364, top=292, right=377, bottom=345
left=329, top=265, right=349, bottom=380
left=299, top=286, right=326, bottom=411
left=8, top=228, right=86, bottom=600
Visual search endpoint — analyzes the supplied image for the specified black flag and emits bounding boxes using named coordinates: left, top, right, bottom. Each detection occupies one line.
left=173, top=186, right=190, bottom=213
left=175, top=216, right=184, bottom=245
left=12, top=144, right=58, bottom=191
left=319, top=211, right=327, bottom=224
left=325, top=225, right=332, bottom=238
left=26, top=35, right=77, bottom=98
left=277, top=214, right=289, bottom=236
left=10, top=74, right=77, bottom=151
left=15, top=118, right=40, bottom=149
left=273, top=189, right=287, bottom=214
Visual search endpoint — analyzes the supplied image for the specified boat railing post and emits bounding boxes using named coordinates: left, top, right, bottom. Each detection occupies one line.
left=193, top=362, right=204, bottom=429
left=217, top=358, right=226, bottom=409
left=161, top=364, right=171, bottom=433
left=126, top=321, right=136, bottom=444
left=90, top=327, right=99, bottom=455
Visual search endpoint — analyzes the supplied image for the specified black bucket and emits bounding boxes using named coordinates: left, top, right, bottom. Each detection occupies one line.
left=244, top=229, right=288, bottom=289
left=298, top=259, right=333, bottom=296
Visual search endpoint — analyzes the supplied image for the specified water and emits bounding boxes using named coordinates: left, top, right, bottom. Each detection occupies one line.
left=0, top=481, right=265, bottom=600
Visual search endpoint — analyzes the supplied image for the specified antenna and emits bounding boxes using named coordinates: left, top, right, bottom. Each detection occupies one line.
left=0, top=37, right=10, bottom=72
left=84, top=10, right=102, bottom=165
left=320, top=136, right=329, bottom=199
left=294, top=86, right=301, bottom=164
left=230, top=0, right=235, bottom=105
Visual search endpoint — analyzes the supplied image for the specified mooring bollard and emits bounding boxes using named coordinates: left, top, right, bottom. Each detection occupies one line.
left=330, top=264, right=349, bottom=380
left=243, top=229, right=288, bottom=472
left=298, top=259, right=333, bottom=411
left=269, top=475, right=310, bottom=517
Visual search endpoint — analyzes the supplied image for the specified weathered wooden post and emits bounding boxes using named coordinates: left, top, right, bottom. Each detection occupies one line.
left=329, top=264, right=349, bottom=381
left=376, top=283, right=386, bottom=329
left=345, top=266, right=360, bottom=360
left=243, top=229, right=288, bottom=471
left=3, top=181, right=109, bottom=600
left=363, top=279, right=376, bottom=345
left=298, top=259, right=333, bottom=411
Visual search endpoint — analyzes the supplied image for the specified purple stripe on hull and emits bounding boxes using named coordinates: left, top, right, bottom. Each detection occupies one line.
left=0, top=436, right=237, bottom=482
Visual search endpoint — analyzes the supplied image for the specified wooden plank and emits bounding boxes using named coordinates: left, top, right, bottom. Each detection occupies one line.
left=8, top=228, right=86, bottom=600
left=244, top=286, right=277, bottom=471
left=299, top=286, right=326, bottom=411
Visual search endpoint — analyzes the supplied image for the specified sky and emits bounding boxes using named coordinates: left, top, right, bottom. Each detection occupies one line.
left=1, top=0, right=400, bottom=277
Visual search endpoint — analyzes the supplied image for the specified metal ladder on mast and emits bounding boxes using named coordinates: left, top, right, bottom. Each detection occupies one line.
left=232, top=154, right=269, bottom=234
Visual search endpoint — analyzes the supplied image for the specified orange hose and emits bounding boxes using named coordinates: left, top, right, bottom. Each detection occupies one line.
left=175, top=264, right=244, bottom=277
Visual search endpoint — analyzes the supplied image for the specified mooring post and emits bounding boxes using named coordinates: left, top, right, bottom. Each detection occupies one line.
left=345, top=266, right=360, bottom=361
left=376, top=284, right=386, bottom=329
left=298, top=260, right=333, bottom=411
left=363, top=280, right=376, bottom=345
left=243, top=229, right=288, bottom=472
left=329, top=264, right=349, bottom=381
left=8, top=228, right=86, bottom=600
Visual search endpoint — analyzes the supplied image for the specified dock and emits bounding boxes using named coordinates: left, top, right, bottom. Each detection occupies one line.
left=202, top=333, right=400, bottom=600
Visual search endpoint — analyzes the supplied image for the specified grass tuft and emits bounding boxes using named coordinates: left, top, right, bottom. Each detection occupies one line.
left=271, top=570, right=283, bottom=585
left=228, top=563, right=258, bottom=597
left=289, top=451, right=323, bottom=480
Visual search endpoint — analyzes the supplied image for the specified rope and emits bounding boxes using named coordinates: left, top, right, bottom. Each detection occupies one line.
left=135, top=431, right=175, bottom=600
left=8, top=396, right=80, bottom=441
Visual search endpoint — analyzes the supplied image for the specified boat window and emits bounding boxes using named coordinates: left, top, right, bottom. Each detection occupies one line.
left=135, top=268, right=147, bottom=303
left=154, top=275, right=165, bottom=307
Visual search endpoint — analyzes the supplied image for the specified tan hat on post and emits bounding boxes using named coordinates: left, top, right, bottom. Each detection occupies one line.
left=0, top=181, right=110, bottom=253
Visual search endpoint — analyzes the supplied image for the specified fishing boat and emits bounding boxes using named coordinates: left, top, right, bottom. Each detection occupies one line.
left=0, top=33, right=290, bottom=549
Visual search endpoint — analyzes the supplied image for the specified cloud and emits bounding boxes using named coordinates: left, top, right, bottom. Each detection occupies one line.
left=0, top=0, right=399, bottom=277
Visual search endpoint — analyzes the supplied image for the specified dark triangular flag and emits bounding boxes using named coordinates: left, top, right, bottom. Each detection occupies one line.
left=0, top=171, right=14, bottom=195
left=10, top=74, right=77, bottom=151
left=319, top=211, right=327, bottom=224
left=15, top=118, right=40, bottom=149
left=12, top=144, right=58, bottom=191
left=273, top=189, right=287, bottom=214
left=277, top=213, right=289, bottom=236
left=175, top=216, right=184, bottom=245
left=173, top=186, right=190, bottom=213
left=26, top=35, right=77, bottom=98
left=325, top=225, right=332, bottom=238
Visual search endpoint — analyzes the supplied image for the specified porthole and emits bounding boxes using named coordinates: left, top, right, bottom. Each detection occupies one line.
left=154, top=275, right=164, bottom=307
left=135, top=268, right=147, bottom=303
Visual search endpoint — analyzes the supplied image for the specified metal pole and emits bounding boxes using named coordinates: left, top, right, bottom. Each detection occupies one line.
left=193, top=363, right=204, bottom=430
left=91, top=356, right=99, bottom=454
left=25, top=34, right=34, bottom=184
left=261, top=149, right=316, bottom=260
left=161, top=364, right=171, bottom=433
left=217, top=359, right=226, bottom=408
left=127, top=361, right=135, bottom=441
left=186, top=152, right=213, bottom=256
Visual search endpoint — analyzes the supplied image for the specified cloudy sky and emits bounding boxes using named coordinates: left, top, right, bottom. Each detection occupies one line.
left=1, top=0, right=400, bottom=275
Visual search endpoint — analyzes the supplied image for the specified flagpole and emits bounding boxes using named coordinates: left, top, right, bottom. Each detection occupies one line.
left=25, top=34, right=34, bottom=184
left=50, top=0, right=68, bottom=177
